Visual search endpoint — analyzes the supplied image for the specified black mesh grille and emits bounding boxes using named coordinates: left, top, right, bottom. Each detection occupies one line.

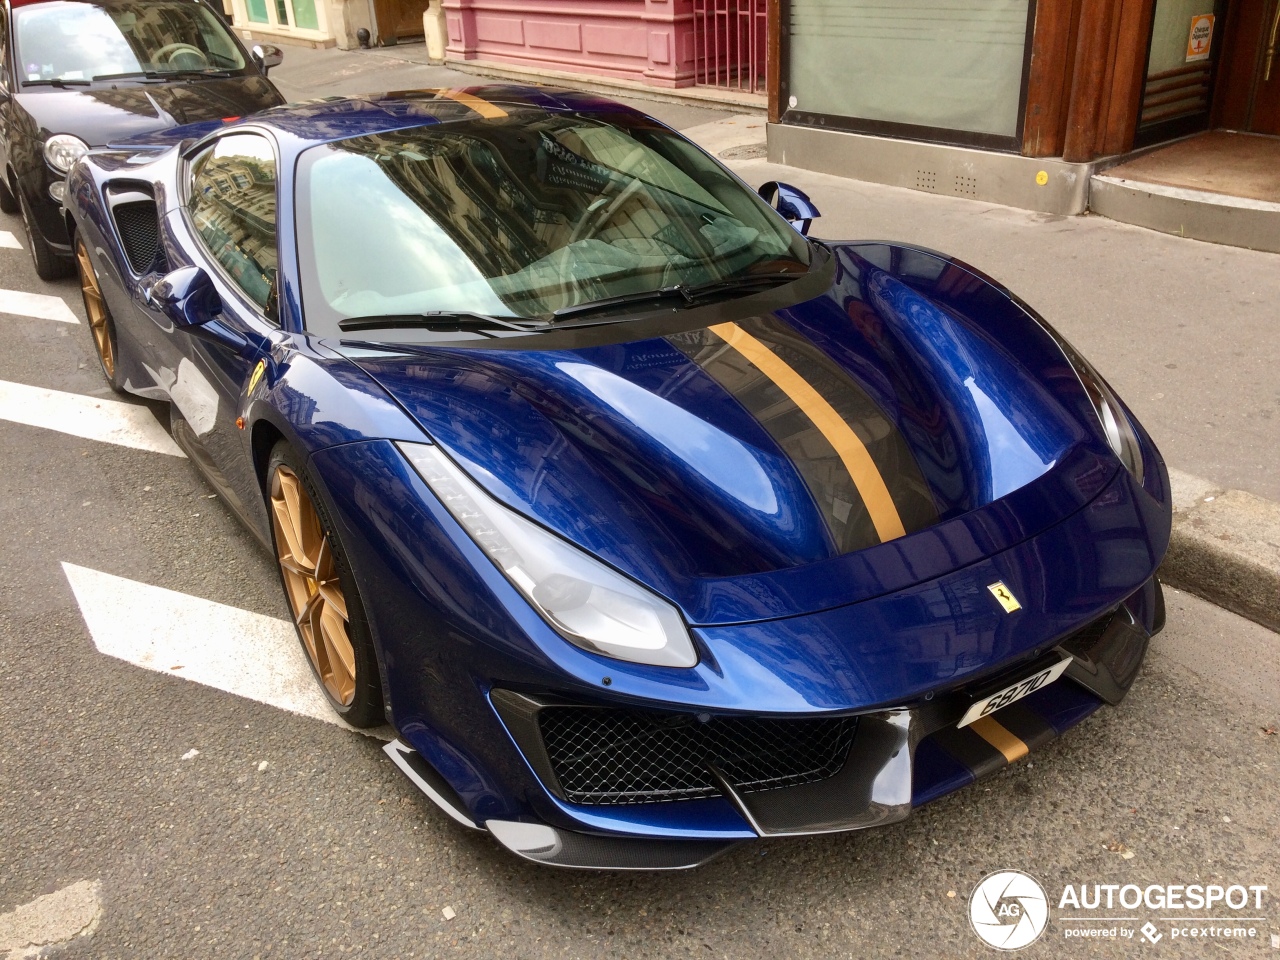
left=112, top=200, right=160, bottom=274
left=1059, top=610, right=1117, bottom=662
left=539, top=708, right=857, bottom=805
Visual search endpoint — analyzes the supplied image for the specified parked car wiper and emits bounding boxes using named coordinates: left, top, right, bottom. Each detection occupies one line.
left=21, top=77, right=91, bottom=88
left=159, top=69, right=237, bottom=79
left=337, top=311, right=548, bottom=334
left=551, top=272, right=797, bottom=321
left=92, top=69, right=236, bottom=81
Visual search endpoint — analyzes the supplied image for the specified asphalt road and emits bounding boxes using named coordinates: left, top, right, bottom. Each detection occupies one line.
left=0, top=67, right=1277, bottom=959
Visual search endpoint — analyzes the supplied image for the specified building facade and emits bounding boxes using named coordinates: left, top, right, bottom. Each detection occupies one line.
left=440, top=0, right=767, bottom=94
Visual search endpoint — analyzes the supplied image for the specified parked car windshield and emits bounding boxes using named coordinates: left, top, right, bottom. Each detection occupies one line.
left=294, top=109, right=812, bottom=332
left=15, top=0, right=246, bottom=83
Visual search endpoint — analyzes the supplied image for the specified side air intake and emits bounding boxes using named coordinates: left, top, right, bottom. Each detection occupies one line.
left=105, top=186, right=163, bottom=275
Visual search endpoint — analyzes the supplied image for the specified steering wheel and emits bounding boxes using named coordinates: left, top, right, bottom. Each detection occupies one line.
left=153, top=43, right=209, bottom=67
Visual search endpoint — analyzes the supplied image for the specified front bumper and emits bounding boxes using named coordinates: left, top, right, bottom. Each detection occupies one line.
left=312, top=439, right=1170, bottom=869
left=385, top=592, right=1154, bottom=870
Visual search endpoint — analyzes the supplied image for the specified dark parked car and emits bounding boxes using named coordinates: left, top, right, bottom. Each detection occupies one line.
left=0, top=0, right=284, bottom=279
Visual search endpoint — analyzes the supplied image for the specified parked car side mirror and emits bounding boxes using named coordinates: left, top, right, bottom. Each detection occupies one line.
left=758, top=181, right=820, bottom=236
left=252, top=43, right=284, bottom=74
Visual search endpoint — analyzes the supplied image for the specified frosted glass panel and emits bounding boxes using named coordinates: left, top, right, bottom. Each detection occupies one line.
left=1147, top=0, right=1215, bottom=75
left=245, top=0, right=268, bottom=23
left=788, top=0, right=1031, bottom=139
left=291, top=0, right=319, bottom=30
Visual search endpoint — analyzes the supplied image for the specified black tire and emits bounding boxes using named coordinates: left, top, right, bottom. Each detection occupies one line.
left=0, top=174, right=18, bottom=215
left=75, top=238, right=127, bottom=393
left=266, top=441, right=385, bottom=728
left=18, top=189, right=71, bottom=281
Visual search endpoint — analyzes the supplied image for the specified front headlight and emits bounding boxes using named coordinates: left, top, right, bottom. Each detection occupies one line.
left=44, top=134, right=89, bottom=174
left=399, top=442, right=698, bottom=668
left=1055, top=338, right=1144, bottom=483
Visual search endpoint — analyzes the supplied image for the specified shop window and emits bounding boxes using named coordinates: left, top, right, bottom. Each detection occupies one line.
left=783, top=0, right=1034, bottom=149
left=243, top=0, right=321, bottom=34
left=1135, top=0, right=1224, bottom=145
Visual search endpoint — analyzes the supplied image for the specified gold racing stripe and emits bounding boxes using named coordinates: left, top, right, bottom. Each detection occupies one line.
left=437, top=89, right=508, bottom=119
left=707, top=321, right=907, bottom=543
left=969, top=715, right=1030, bottom=764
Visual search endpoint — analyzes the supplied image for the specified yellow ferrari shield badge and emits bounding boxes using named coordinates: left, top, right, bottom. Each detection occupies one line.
left=987, top=581, right=1021, bottom=613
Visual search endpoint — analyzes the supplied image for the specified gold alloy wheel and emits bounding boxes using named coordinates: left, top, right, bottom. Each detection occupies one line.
left=76, top=241, right=114, bottom=378
left=270, top=465, right=357, bottom=706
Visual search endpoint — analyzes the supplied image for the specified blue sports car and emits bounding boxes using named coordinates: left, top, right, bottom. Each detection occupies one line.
left=67, top=87, right=1171, bottom=870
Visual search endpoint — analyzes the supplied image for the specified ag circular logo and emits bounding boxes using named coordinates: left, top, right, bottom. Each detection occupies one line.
left=969, top=870, right=1050, bottom=950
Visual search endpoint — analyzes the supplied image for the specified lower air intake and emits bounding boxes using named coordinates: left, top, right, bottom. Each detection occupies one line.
left=539, top=707, right=857, bottom=805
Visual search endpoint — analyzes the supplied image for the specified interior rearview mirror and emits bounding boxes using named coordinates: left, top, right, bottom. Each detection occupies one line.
left=252, top=43, right=284, bottom=74
left=758, top=181, right=820, bottom=236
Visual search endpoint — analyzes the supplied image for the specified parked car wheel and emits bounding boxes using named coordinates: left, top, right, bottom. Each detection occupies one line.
left=0, top=175, right=18, bottom=215
left=267, top=442, right=385, bottom=728
left=19, top=191, right=70, bottom=281
left=75, top=239, right=126, bottom=392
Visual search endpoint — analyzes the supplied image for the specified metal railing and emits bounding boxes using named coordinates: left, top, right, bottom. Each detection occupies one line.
left=693, top=0, right=767, bottom=94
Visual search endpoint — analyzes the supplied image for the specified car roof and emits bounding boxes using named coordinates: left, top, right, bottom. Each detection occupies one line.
left=222, top=85, right=649, bottom=146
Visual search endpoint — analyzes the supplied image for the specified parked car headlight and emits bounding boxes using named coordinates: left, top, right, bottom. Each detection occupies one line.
left=399, top=442, right=698, bottom=668
left=1056, top=338, right=1144, bottom=483
left=44, top=134, right=89, bottom=174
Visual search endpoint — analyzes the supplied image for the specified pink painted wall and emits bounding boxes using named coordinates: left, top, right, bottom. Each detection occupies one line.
left=442, top=0, right=697, bottom=89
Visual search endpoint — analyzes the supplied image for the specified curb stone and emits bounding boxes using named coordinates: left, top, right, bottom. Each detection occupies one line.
left=1161, top=468, right=1280, bottom=634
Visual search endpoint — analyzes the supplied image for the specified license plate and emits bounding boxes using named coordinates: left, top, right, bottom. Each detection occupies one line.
left=957, top=657, right=1072, bottom=728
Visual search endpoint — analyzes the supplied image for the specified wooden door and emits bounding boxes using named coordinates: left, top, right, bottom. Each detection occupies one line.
left=1215, top=0, right=1280, bottom=133
left=1253, top=0, right=1280, bottom=131
left=373, top=0, right=427, bottom=43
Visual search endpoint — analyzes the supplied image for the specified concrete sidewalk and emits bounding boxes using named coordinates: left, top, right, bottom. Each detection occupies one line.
left=270, top=50, right=1280, bottom=634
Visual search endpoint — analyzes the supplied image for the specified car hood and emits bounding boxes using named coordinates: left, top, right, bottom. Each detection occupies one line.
left=336, top=242, right=1114, bottom=625
left=16, top=76, right=282, bottom=147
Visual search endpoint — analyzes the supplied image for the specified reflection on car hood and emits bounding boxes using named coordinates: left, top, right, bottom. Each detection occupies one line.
left=16, top=76, right=282, bottom=148
left=338, top=242, right=1111, bottom=625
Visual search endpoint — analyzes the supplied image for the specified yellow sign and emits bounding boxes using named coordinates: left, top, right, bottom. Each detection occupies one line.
left=987, top=581, right=1022, bottom=613
left=1035, top=170, right=1049, bottom=186
left=1186, top=14, right=1214, bottom=62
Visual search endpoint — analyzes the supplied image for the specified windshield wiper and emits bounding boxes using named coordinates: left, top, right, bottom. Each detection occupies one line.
left=162, top=69, right=236, bottom=79
left=337, top=311, right=547, bottom=334
left=551, top=273, right=797, bottom=321
left=93, top=69, right=235, bottom=81
left=21, top=78, right=91, bottom=87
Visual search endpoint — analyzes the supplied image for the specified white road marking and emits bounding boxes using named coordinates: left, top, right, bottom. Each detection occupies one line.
left=0, top=289, right=78, bottom=324
left=62, top=562, right=391, bottom=739
left=0, top=379, right=184, bottom=457
left=0, top=231, right=21, bottom=250
left=0, top=879, right=102, bottom=957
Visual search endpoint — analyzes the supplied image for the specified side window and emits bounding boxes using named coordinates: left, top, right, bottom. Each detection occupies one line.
left=188, top=134, right=278, bottom=314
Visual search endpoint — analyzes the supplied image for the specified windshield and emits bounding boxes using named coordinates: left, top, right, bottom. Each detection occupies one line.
left=15, top=1, right=246, bottom=83
left=294, top=110, right=811, bottom=333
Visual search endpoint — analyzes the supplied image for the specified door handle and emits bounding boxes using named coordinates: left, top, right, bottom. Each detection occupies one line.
left=1267, top=0, right=1280, bottom=81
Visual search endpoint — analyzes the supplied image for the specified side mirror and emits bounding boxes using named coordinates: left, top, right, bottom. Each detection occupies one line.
left=758, top=181, right=820, bottom=236
left=149, top=265, right=251, bottom=353
left=151, top=265, right=221, bottom=328
left=251, top=43, right=284, bottom=74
